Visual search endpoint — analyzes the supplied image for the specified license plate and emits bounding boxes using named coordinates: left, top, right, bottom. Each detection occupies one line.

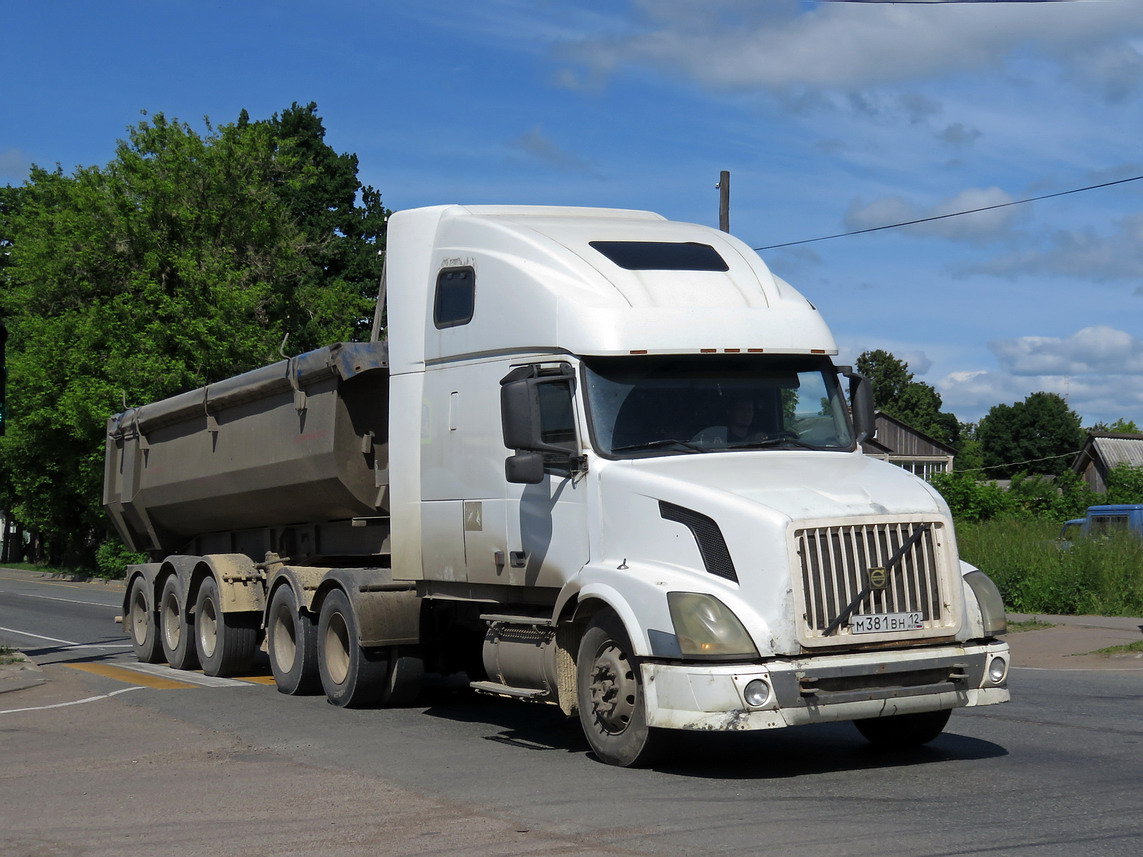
left=851, top=611, right=923, bottom=634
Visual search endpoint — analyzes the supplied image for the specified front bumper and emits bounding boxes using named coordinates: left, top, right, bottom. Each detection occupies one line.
left=641, top=641, right=1010, bottom=731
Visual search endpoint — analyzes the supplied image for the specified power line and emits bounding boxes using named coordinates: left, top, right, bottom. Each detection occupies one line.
left=753, top=174, right=1143, bottom=251
left=952, top=450, right=1080, bottom=475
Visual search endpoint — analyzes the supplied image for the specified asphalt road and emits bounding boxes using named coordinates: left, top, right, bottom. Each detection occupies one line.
left=2, top=568, right=1142, bottom=857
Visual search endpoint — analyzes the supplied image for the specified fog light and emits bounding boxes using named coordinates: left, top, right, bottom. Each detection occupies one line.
left=988, top=656, right=1008, bottom=684
left=743, top=678, right=771, bottom=707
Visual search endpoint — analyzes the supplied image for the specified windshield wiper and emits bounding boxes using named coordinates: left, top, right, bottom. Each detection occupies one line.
left=735, top=435, right=819, bottom=451
left=610, top=438, right=711, bottom=454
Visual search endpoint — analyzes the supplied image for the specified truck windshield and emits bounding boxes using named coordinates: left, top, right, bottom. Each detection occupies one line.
left=582, top=355, right=855, bottom=457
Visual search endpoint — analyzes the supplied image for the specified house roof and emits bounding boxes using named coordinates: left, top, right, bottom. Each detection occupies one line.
left=1072, top=432, right=1143, bottom=473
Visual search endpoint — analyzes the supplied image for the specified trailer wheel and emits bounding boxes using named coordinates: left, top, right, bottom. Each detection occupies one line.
left=125, top=575, right=163, bottom=663
left=317, top=588, right=387, bottom=708
left=267, top=585, right=320, bottom=695
left=854, top=708, right=952, bottom=750
left=159, top=575, right=199, bottom=671
left=576, top=612, right=660, bottom=767
left=194, top=576, right=258, bottom=677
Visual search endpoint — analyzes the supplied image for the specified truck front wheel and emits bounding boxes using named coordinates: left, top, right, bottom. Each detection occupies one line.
left=317, top=588, right=388, bottom=708
left=854, top=708, right=952, bottom=750
left=576, top=613, right=660, bottom=767
left=194, top=576, right=258, bottom=677
left=267, top=585, right=320, bottom=695
left=159, top=575, right=199, bottom=671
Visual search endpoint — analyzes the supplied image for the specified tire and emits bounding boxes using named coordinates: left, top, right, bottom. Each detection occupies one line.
left=382, top=646, right=424, bottom=707
left=125, top=575, right=164, bottom=664
left=576, top=612, right=660, bottom=767
left=317, top=588, right=388, bottom=708
left=194, top=576, right=258, bottom=677
left=159, top=575, right=199, bottom=671
left=854, top=708, right=952, bottom=750
left=267, top=584, right=321, bottom=695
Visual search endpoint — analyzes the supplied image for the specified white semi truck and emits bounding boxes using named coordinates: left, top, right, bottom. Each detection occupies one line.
left=105, top=204, right=1009, bottom=766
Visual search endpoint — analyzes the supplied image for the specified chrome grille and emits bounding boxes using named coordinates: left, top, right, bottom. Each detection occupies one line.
left=795, top=522, right=948, bottom=636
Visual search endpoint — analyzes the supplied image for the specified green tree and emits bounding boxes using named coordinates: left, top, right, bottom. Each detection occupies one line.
left=0, top=104, right=387, bottom=565
left=855, top=349, right=960, bottom=447
left=953, top=422, right=984, bottom=472
left=976, top=392, right=1085, bottom=479
left=1087, top=418, right=1141, bottom=434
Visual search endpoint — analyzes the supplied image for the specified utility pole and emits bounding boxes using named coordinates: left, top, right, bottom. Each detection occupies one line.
left=717, top=170, right=730, bottom=233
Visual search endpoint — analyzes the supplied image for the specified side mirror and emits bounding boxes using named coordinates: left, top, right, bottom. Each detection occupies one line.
left=499, top=371, right=576, bottom=456
left=838, top=368, right=876, bottom=443
left=500, top=366, right=579, bottom=483
left=505, top=451, right=545, bottom=484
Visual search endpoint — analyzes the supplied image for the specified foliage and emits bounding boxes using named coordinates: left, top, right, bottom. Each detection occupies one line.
left=928, top=471, right=1012, bottom=522
left=975, top=391, right=1084, bottom=478
left=952, top=423, right=984, bottom=472
left=1105, top=465, right=1143, bottom=504
left=94, top=538, right=146, bottom=579
left=855, top=349, right=960, bottom=447
left=1087, top=418, right=1141, bottom=434
left=958, top=519, right=1143, bottom=615
left=930, top=467, right=1108, bottom=523
left=0, top=103, right=387, bottom=565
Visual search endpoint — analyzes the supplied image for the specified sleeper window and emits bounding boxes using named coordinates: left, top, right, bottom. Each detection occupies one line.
left=434, top=267, right=475, bottom=328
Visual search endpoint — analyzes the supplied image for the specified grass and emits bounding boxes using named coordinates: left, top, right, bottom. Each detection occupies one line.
left=0, top=645, right=24, bottom=666
left=957, top=519, right=1143, bottom=616
left=1088, top=639, right=1143, bottom=657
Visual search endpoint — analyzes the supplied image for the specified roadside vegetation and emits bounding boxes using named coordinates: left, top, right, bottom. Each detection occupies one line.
left=933, top=466, right=1143, bottom=616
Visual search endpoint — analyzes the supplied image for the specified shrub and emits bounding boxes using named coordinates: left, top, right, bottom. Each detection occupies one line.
left=94, top=538, right=146, bottom=579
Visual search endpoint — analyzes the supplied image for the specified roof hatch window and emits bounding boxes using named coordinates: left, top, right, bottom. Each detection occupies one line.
left=589, top=241, right=730, bottom=272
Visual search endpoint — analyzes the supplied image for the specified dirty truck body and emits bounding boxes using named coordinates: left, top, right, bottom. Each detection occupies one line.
left=105, top=205, right=1009, bottom=766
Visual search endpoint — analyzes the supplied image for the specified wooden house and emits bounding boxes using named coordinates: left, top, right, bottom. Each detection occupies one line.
left=1070, top=431, right=1143, bottom=493
left=860, top=411, right=956, bottom=478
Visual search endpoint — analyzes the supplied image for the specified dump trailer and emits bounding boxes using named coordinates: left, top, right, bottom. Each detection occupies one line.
left=105, top=204, right=1009, bottom=766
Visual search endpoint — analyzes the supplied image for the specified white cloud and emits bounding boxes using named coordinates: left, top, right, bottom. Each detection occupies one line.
left=843, top=186, right=1020, bottom=243
left=962, top=213, right=1143, bottom=280
left=566, top=0, right=1143, bottom=100
left=937, top=326, right=1143, bottom=424
left=989, top=325, right=1143, bottom=375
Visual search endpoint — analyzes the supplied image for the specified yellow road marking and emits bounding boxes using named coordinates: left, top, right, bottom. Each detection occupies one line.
left=66, top=663, right=199, bottom=689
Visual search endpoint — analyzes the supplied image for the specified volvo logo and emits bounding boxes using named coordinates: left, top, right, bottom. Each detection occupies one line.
left=867, top=567, right=888, bottom=590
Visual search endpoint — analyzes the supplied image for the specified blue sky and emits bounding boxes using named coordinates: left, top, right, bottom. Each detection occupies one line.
left=4, top=0, right=1143, bottom=427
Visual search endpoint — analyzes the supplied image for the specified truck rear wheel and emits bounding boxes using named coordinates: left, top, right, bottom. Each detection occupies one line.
left=854, top=708, right=952, bottom=749
left=194, top=576, right=258, bottom=677
left=159, top=575, right=199, bottom=671
left=317, top=588, right=388, bottom=708
left=125, top=576, right=163, bottom=663
left=576, top=612, right=660, bottom=767
left=267, top=585, right=320, bottom=695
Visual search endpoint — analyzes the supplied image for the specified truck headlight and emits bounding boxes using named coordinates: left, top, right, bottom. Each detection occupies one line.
left=964, top=570, right=1007, bottom=637
left=667, top=592, right=758, bottom=658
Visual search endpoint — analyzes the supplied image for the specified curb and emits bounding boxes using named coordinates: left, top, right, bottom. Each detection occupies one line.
left=1007, top=612, right=1143, bottom=633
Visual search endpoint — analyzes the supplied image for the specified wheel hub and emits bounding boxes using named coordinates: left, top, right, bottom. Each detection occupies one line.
left=589, top=644, right=636, bottom=734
